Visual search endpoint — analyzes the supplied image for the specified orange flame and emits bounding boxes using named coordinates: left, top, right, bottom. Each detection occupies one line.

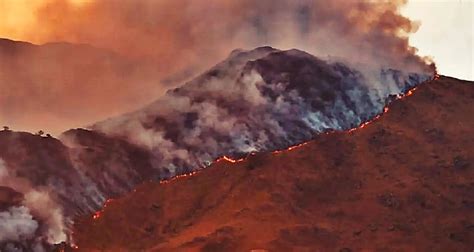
left=91, top=199, right=114, bottom=220
left=217, top=156, right=245, bottom=163
left=92, top=211, right=101, bottom=220
left=272, top=142, right=309, bottom=155
left=159, top=171, right=200, bottom=185
left=159, top=156, right=247, bottom=185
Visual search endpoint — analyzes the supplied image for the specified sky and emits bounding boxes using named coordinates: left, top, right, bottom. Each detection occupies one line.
left=402, top=0, right=473, bottom=81
left=0, top=0, right=471, bottom=134
left=0, top=1, right=471, bottom=82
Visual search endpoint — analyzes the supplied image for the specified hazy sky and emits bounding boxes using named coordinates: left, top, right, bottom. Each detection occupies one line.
left=402, top=0, right=473, bottom=80
left=0, top=0, right=471, bottom=134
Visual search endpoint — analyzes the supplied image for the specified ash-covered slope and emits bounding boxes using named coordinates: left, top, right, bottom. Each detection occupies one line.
left=74, top=76, right=474, bottom=251
left=90, top=47, right=432, bottom=177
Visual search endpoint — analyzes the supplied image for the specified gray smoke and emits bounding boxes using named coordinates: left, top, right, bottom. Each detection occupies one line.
left=0, top=158, right=67, bottom=250
left=0, top=207, right=38, bottom=243
left=0, top=0, right=434, bottom=135
left=90, top=47, right=433, bottom=177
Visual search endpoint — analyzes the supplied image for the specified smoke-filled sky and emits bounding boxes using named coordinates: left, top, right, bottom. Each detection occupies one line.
left=401, top=0, right=473, bottom=81
left=0, top=0, right=463, bottom=135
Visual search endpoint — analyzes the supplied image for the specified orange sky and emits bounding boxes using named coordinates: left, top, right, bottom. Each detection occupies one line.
left=0, top=0, right=445, bottom=135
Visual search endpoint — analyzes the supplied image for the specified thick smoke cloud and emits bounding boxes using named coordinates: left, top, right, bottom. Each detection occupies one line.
left=0, top=0, right=433, bottom=134
left=91, top=47, right=432, bottom=176
left=0, top=207, right=38, bottom=244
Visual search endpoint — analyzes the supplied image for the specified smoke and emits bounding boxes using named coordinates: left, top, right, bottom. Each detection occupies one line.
left=92, top=47, right=433, bottom=176
left=0, top=0, right=437, bottom=247
left=0, top=158, right=7, bottom=179
left=0, top=158, right=67, bottom=249
left=23, top=191, right=67, bottom=243
left=0, top=207, right=38, bottom=242
left=0, top=0, right=433, bottom=134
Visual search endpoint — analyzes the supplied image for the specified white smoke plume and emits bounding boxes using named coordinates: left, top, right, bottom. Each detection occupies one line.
left=23, top=191, right=66, bottom=244
left=0, top=207, right=38, bottom=243
left=0, top=158, right=67, bottom=250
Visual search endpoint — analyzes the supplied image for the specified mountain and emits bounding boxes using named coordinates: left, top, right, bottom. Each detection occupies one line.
left=0, top=38, right=163, bottom=135
left=74, top=76, right=474, bottom=251
left=0, top=46, right=433, bottom=250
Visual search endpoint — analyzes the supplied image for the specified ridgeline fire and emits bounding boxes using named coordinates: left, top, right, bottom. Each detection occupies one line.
left=0, top=0, right=471, bottom=251
left=90, top=72, right=439, bottom=223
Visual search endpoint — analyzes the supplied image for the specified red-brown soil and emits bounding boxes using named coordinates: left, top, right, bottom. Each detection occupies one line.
left=73, top=76, right=474, bottom=251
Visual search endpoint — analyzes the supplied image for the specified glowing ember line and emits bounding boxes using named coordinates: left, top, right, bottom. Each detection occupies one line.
left=217, top=156, right=245, bottom=163
left=160, top=156, right=245, bottom=185
left=272, top=142, right=309, bottom=155
left=93, top=74, right=438, bottom=219
left=91, top=199, right=115, bottom=220
left=346, top=74, right=435, bottom=134
left=160, top=171, right=200, bottom=185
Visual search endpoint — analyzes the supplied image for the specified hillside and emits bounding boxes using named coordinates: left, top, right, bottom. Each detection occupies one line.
left=0, top=46, right=434, bottom=250
left=73, top=76, right=474, bottom=251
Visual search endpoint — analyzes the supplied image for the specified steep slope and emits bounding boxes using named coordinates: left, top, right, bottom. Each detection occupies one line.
left=74, top=76, right=474, bottom=251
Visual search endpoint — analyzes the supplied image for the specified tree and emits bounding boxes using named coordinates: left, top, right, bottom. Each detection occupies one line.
left=36, top=130, right=44, bottom=136
left=2, top=126, right=9, bottom=131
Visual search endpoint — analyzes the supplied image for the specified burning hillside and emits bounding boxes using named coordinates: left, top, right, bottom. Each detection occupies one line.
left=74, top=76, right=474, bottom=251
left=90, top=47, right=433, bottom=177
left=1, top=1, right=468, bottom=251
left=0, top=46, right=434, bottom=250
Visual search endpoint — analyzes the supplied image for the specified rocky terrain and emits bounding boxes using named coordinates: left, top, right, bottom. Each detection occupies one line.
left=74, top=76, right=474, bottom=251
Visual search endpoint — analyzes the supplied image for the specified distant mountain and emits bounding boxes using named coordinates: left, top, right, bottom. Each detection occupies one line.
left=0, top=38, right=162, bottom=135
left=74, top=76, right=474, bottom=251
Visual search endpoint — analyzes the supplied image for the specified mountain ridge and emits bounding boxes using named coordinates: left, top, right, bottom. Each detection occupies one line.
left=0, top=46, right=434, bottom=250
left=74, top=76, right=474, bottom=251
